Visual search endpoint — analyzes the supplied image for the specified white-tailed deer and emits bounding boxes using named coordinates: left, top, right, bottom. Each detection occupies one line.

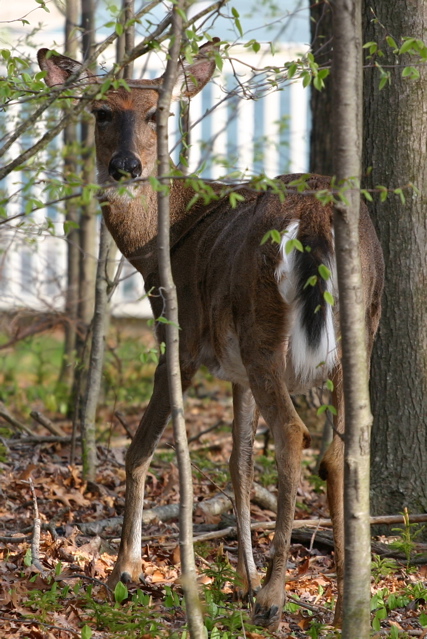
left=38, top=43, right=384, bottom=630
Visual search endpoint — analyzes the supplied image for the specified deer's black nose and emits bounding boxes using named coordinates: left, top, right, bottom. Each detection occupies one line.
left=109, top=154, right=142, bottom=181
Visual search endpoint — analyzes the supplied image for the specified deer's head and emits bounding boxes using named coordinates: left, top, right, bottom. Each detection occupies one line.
left=37, top=41, right=218, bottom=189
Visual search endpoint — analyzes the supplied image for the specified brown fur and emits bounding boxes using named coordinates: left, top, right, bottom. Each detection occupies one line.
left=38, top=45, right=384, bottom=631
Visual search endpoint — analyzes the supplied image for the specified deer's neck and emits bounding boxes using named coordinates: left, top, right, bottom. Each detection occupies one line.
left=101, top=179, right=198, bottom=279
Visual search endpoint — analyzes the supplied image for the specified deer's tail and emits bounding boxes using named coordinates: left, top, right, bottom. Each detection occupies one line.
left=275, top=219, right=338, bottom=385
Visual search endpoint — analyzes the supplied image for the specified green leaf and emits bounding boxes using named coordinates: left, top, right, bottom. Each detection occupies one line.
left=81, top=625, right=92, bottom=639
left=260, top=229, right=281, bottom=245
left=326, top=379, right=334, bottom=392
left=285, top=238, right=304, bottom=254
left=372, top=614, right=381, bottom=631
left=115, top=22, right=123, bottom=36
left=317, top=404, right=337, bottom=416
left=379, top=74, right=390, bottom=90
left=213, top=52, right=223, bottom=71
left=363, top=41, right=377, bottom=49
left=419, top=612, right=427, bottom=627
left=114, top=580, right=128, bottom=604
left=302, top=72, right=311, bottom=88
left=394, top=187, right=406, bottom=204
left=402, top=65, right=420, bottom=80
left=323, top=290, right=334, bottom=306
left=231, top=6, right=240, bottom=17
left=24, top=548, right=32, bottom=566
left=287, top=62, right=297, bottom=79
left=361, top=189, right=373, bottom=202
left=389, top=627, right=399, bottom=639
left=304, top=275, right=318, bottom=289
left=399, top=38, right=417, bottom=54
left=229, top=191, right=245, bottom=208
left=234, top=18, right=243, bottom=37
left=386, top=35, right=397, bottom=49
left=318, top=264, right=331, bottom=280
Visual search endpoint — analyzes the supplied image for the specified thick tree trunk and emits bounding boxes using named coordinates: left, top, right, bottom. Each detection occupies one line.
left=310, top=0, right=334, bottom=175
left=332, top=1, right=372, bottom=635
left=363, top=1, right=427, bottom=526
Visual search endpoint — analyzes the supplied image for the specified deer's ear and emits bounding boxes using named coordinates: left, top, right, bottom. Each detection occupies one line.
left=37, top=49, right=92, bottom=87
left=172, top=38, right=220, bottom=100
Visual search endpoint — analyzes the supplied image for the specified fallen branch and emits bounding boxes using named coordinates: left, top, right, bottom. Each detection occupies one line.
left=0, top=615, right=79, bottom=637
left=0, top=402, right=34, bottom=436
left=114, top=411, right=135, bottom=440
left=30, top=411, right=67, bottom=438
left=6, top=435, right=73, bottom=445
left=287, top=594, right=332, bottom=615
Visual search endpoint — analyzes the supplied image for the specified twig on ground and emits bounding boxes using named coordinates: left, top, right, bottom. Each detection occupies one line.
left=6, top=435, right=73, bottom=445
left=0, top=616, right=79, bottom=636
left=309, top=518, right=322, bottom=553
left=114, top=411, right=135, bottom=440
left=30, top=411, right=67, bottom=437
left=188, top=419, right=224, bottom=443
left=0, top=533, right=32, bottom=542
left=287, top=594, right=332, bottom=615
left=28, top=478, right=46, bottom=575
left=0, top=402, right=34, bottom=436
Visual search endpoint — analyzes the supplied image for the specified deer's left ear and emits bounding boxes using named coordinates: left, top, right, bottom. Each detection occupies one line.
left=171, top=38, right=220, bottom=100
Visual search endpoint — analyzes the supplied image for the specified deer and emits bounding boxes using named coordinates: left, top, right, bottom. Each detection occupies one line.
left=37, top=42, right=384, bottom=631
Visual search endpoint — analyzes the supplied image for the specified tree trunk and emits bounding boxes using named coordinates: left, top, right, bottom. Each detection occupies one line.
left=81, top=219, right=111, bottom=481
left=78, top=0, right=97, bottom=340
left=363, top=1, right=427, bottom=526
left=70, top=0, right=98, bottom=462
left=332, top=1, right=372, bottom=635
left=58, top=0, right=80, bottom=391
left=156, top=4, right=205, bottom=636
left=310, top=0, right=334, bottom=175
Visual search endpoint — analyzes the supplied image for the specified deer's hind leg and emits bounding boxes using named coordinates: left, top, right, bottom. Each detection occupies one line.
left=243, top=355, right=310, bottom=631
left=230, top=383, right=261, bottom=600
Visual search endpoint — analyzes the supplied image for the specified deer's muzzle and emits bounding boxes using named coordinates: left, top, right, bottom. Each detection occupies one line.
left=108, top=153, right=142, bottom=182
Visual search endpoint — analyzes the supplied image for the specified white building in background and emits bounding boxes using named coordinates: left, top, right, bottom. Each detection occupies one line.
left=0, top=1, right=310, bottom=318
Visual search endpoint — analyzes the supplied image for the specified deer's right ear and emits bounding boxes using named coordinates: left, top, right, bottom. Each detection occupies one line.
left=37, top=49, right=91, bottom=87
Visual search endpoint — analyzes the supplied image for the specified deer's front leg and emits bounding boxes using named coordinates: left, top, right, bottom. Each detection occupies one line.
left=229, top=383, right=261, bottom=600
left=108, top=359, right=193, bottom=587
left=247, top=370, right=310, bottom=631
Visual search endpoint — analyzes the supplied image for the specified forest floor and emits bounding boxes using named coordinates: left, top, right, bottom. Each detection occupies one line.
left=0, top=320, right=426, bottom=638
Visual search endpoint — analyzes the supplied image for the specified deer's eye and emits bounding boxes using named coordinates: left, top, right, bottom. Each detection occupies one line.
left=146, top=108, right=157, bottom=126
left=93, top=108, right=112, bottom=125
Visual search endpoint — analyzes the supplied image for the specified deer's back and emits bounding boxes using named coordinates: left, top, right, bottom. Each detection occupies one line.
left=148, top=174, right=383, bottom=392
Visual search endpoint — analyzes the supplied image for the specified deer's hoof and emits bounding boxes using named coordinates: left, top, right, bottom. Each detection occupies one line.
left=107, top=561, right=144, bottom=590
left=252, top=603, right=281, bottom=630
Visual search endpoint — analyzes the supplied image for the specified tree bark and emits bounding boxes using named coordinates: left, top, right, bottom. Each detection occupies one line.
left=78, top=0, right=97, bottom=339
left=81, top=219, right=111, bottom=481
left=363, top=1, right=427, bottom=526
left=156, top=4, right=205, bottom=636
left=58, top=0, right=80, bottom=391
left=310, top=0, right=334, bottom=175
left=332, top=1, right=372, bottom=636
